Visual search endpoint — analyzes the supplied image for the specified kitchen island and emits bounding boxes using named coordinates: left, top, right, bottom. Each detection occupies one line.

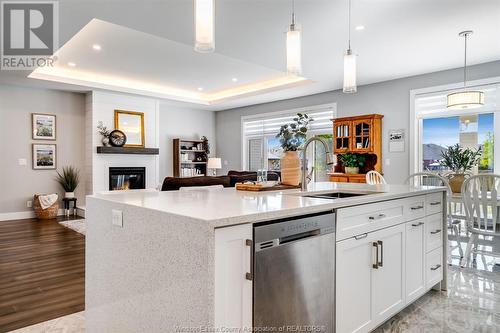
left=85, top=182, right=447, bottom=333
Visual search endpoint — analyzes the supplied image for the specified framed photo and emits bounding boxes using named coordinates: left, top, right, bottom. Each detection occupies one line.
left=32, top=113, right=56, bottom=140
left=32, top=144, right=57, bottom=170
left=114, top=110, right=145, bottom=147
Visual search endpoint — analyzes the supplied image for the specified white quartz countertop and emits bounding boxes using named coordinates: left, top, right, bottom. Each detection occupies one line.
left=87, top=182, right=446, bottom=228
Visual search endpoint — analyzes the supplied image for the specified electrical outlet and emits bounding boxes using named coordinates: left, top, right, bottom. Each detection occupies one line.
left=26, top=200, right=32, bottom=208
left=112, top=209, right=123, bottom=227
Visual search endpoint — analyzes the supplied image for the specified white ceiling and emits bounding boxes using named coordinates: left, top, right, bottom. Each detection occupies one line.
left=1, top=0, right=499, bottom=111
left=29, top=19, right=310, bottom=105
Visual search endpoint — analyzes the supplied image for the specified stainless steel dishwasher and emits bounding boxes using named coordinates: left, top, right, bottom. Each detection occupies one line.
left=253, top=211, right=335, bottom=333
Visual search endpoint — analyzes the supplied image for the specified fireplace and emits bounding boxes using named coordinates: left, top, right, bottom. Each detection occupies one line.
left=109, top=167, right=146, bottom=191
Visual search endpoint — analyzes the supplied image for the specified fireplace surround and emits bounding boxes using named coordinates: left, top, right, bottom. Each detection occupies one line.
left=109, top=167, right=146, bottom=191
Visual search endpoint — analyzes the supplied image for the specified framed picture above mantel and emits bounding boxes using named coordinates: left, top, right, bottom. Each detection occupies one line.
left=114, top=110, right=145, bottom=148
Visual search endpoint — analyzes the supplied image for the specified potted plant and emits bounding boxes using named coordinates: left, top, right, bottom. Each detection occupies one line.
left=97, top=121, right=111, bottom=147
left=276, top=113, right=312, bottom=185
left=56, top=166, right=80, bottom=198
left=440, top=144, right=481, bottom=193
left=339, top=153, right=365, bottom=174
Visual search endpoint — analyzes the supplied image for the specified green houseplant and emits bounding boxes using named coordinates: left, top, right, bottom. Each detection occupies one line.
left=339, top=153, right=365, bottom=174
left=440, top=144, right=481, bottom=193
left=56, top=166, right=80, bottom=198
left=276, top=113, right=313, bottom=185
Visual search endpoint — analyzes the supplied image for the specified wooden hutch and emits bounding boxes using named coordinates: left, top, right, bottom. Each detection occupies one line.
left=329, top=114, right=383, bottom=183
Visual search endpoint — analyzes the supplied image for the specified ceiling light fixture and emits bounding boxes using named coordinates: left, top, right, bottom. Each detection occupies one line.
left=232, top=77, right=238, bottom=82
left=343, top=0, right=357, bottom=93
left=92, top=44, right=101, bottom=51
left=67, top=62, right=76, bottom=67
left=197, top=87, right=204, bottom=91
left=194, top=0, right=215, bottom=53
left=355, top=25, right=365, bottom=31
left=446, top=31, right=484, bottom=109
left=286, top=0, right=302, bottom=75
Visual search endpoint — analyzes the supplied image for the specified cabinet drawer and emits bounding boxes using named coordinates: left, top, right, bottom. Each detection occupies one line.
left=405, top=196, right=426, bottom=221
left=426, top=192, right=443, bottom=215
left=426, top=213, right=443, bottom=252
left=426, top=248, right=443, bottom=288
left=337, top=199, right=405, bottom=241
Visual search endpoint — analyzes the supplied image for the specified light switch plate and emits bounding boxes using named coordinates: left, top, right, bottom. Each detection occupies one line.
left=112, top=209, right=123, bottom=227
left=18, top=158, right=27, bottom=166
left=385, top=158, right=391, bottom=166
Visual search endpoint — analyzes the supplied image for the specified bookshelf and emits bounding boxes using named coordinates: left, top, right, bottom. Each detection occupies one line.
left=173, top=139, right=208, bottom=178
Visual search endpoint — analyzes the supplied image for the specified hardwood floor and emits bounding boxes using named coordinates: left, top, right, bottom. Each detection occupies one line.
left=0, top=217, right=85, bottom=332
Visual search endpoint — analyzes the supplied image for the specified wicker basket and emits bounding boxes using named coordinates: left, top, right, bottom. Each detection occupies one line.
left=33, top=194, right=59, bottom=219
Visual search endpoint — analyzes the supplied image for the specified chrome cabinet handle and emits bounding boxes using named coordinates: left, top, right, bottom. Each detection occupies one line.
left=429, top=201, right=441, bottom=206
left=430, top=264, right=441, bottom=271
left=245, top=239, right=253, bottom=281
left=411, top=221, right=424, bottom=227
left=369, top=213, right=386, bottom=220
left=410, top=205, right=424, bottom=211
left=430, top=229, right=442, bottom=235
left=378, top=240, right=383, bottom=267
left=372, top=242, right=379, bottom=269
left=355, top=233, right=368, bottom=240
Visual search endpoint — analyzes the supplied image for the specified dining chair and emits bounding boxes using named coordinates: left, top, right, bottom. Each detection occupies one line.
left=460, top=174, right=500, bottom=267
left=405, top=172, right=464, bottom=262
left=366, top=171, right=386, bottom=185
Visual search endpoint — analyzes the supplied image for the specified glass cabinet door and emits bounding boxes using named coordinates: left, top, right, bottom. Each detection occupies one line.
left=334, top=122, right=351, bottom=153
left=353, top=120, right=373, bottom=152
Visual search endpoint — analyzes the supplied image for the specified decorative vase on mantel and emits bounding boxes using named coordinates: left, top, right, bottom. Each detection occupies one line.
left=281, top=151, right=301, bottom=186
left=102, top=136, right=111, bottom=147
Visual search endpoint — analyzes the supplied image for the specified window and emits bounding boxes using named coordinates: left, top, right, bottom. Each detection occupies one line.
left=242, top=104, right=336, bottom=178
left=412, top=80, right=500, bottom=175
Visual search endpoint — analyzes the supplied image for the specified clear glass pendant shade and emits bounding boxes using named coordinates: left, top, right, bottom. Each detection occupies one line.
left=286, top=28, right=302, bottom=75
left=194, top=0, right=215, bottom=53
left=343, top=50, right=357, bottom=93
left=446, top=90, right=485, bottom=109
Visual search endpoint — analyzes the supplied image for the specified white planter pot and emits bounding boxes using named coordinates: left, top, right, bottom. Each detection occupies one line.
left=65, top=192, right=75, bottom=198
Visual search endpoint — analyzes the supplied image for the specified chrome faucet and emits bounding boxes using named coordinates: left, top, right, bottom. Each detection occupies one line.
left=301, top=136, right=334, bottom=191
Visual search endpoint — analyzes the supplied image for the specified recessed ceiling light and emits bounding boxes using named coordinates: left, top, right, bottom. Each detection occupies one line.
left=92, top=44, right=102, bottom=51
left=67, top=62, right=76, bottom=67
left=197, top=87, right=204, bottom=91
left=231, top=77, right=238, bottom=82
left=355, top=25, right=365, bottom=31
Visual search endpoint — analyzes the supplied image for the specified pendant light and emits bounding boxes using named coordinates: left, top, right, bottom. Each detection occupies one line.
left=286, top=0, right=302, bottom=75
left=194, top=0, right=215, bottom=53
left=446, top=31, right=484, bottom=109
left=343, top=0, right=357, bottom=93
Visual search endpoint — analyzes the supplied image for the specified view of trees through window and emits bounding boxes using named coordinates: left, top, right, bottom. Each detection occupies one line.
left=422, top=113, right=494, bottom=172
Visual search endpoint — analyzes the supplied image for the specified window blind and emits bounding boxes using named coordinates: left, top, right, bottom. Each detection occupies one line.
left=243, top=105, right=336, bottom=138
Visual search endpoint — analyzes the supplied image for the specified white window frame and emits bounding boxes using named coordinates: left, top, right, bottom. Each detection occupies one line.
left=241, top=103, right=337, bottom=171
left=410, top=76, right=500, bottom=175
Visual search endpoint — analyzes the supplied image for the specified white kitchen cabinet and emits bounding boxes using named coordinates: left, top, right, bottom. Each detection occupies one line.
left=405, top=219, right=425, bottom=303
left=371, top=224, right=405, bottom=324
left=214, top=224, right=252, bottom=330
left=336, top=224, right=405, bottom=333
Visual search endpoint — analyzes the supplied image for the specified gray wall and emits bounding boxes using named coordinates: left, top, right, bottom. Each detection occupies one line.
left=0, top=85, right=86, bottom=215
left=215, top=60, right=500, bottom=183
left=158, top=103, right=216, bottom=179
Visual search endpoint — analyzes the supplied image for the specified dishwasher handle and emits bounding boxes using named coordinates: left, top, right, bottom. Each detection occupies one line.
left=245, top=239, right=253, bottom=281
left=279, top=229, right=321, bottom=245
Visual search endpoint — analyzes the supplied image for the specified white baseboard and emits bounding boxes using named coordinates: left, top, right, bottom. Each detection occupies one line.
left=0, top=208, right=84, bottom=222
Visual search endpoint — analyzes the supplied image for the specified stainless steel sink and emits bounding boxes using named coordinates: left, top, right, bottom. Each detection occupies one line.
left=301, top=191, right=378, bottom=199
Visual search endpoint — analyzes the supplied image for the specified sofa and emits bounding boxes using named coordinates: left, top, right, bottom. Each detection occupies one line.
left=161, top=170, right=280, bottom=191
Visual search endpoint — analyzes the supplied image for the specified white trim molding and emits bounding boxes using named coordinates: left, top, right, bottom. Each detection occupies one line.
left=0, top=208, right=84, bottom=222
